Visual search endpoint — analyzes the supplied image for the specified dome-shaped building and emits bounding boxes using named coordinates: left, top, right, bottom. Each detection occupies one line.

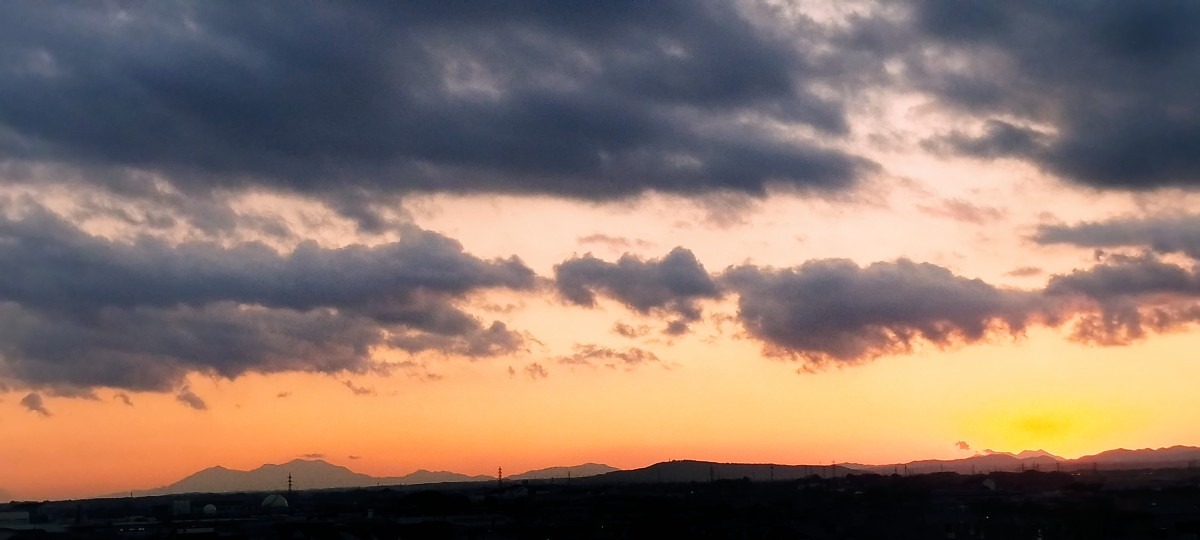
left=261, top=494, right=288, bottom=509
left=202, top=504, right=217, bottom=516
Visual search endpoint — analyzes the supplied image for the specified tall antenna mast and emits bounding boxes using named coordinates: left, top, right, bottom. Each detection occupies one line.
left=287, top=473, right=293, bottom=496
left=497, top=466, right=503, bottom=488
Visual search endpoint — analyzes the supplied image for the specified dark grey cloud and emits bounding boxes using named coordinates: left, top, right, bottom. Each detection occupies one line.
left=926, top=120, right=1049, bottom=161
left=0, top=205, right=534, bottom=393
left=65, top=184, right=297, bottom=242
left=342, top=380, right=376, bottom=397
left=0, top=205, right=534, bottom=317
left=557, top=344, right=664, bottom=371
left=524, top=362, right=549, bottom=380
left=906, top=1, right=1200, bottom=189
left=176, top=386, right=207, bottom=410
left=559, top=247, right=1200, bottom=364
left=1006, top=266, right=1044, bottom=278
left=577, top=234, right=654, bottom=250
left=300, top=453, right=325, bottom=460
left=612, top=322, right=652, bottom=339
left=1044, top=254, right=1200, bottom=345
left=662, top=320, right=691, bottom=336
left=722, top=259, right=1048, bottom=364
left=19, top=392, right=50, bottom=416
left=1034, top=215, right=1200, bottom=259
left=387, top=321, right=525, bottom=358
left=114, top=392, right=133, bottom=406
left=0, top=1, right=872, bottom=223
left=554, top=247, right=721, bottom=332
left=0, top=302, right=384, bottom=392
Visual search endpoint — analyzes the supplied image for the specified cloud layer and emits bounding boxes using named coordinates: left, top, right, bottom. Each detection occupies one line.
left=1, top=1, right=1192, bottom=224
left=0, top=204, right=534, bottom=393
left=1034, top=215, right=1200, bottom=344
left=1035, top=216, right=1200, bottom=259
left=4, top=2, right=1200, bottom=403
left=555, top=247, right=721, bottom=332
left=722, top=259, right=1047, bottom=364
left=905, top=1, right=1200, bottom=189
left=552, top=243, right=1200, bottom=367
left=0, top=0, right=871, bottom=227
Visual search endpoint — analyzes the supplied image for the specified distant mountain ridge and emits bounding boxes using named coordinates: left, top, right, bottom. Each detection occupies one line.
left=843, top=445, right=1200, bottom=476
left=117, top=445, right=1200, bottom=498
left=581, top=446, right=1200, bottom=485
left=129, top=459, right=616, bottom=497
left=981, top=449, right=1065, bottom=461
left=143, top=460, right=384, bottom=495
left=510, top=463, right=619, bottom=480
left=1075, top=445, right=1200, bottom=466
left=845, top=452, right=1061, bottom=475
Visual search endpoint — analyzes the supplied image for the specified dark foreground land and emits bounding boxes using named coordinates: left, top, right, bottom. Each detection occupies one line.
left=6, top=468, right=1200, bottom=539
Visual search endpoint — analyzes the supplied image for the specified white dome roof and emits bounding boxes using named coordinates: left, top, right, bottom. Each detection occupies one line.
left=261, top=494, right=288, bottom=508
left=202, top=504, right=217, bottom=515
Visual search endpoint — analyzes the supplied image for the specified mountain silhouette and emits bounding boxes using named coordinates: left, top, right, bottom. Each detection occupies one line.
left=1074, top=445, right=1200, bottom=468
left=977, top=449, right=1066, bottom=461
left=134, top=459, right=383, bottom=496
left=129, top=459, right=616, bottom=496
left=109, top=445, right=1200, bottom=498
left=394, top=469, right=494, bottom=485
left=846, top=453, right=1061, bottom=475
left=843, top=446, right=1200, bottom=475
left=509, top=463, right=619, bottom=481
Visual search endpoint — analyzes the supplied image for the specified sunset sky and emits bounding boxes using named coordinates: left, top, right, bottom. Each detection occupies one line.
left=5, top=1, right=1200, bottom=501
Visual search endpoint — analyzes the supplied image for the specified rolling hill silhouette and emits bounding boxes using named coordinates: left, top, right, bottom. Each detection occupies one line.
left=845, top=452, right=1061, bottom=475
left=130, top=459, right=490, bottom=496
left=509, top=463, right=618, bottom=481
left=130, top=459, right=617, bottom=496
left=844, top=445, right=1200, bottom=475
left=117, top=445, right=1200, bottom=498
left=1074, top=445, right=1200, bottom=468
